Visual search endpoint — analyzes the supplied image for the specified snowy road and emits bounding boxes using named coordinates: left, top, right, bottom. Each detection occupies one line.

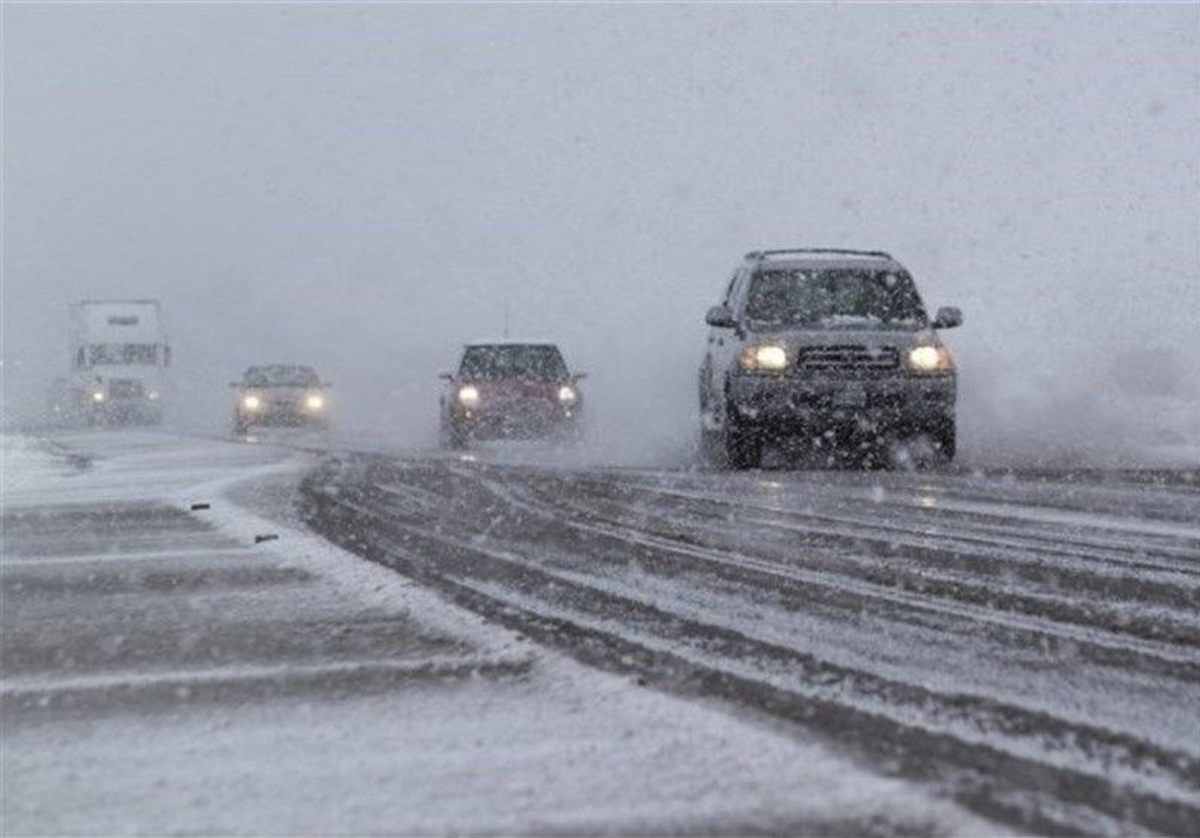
left=2, top=431, right=994, bottom=835
left=302, top=449, right=1200, bottom=835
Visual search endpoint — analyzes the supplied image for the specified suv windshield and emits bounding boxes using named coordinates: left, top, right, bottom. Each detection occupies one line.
left=460, top=345, right=567, bottom=381
left=244, top=366, right=320, bottom=387
left=744, top=269, right=926, bottom=328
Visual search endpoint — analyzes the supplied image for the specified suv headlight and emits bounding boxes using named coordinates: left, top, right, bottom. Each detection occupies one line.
left=457, top=385, right=480, bottom=407
left=907, top=345, right=954, bottom=372
left=305, top=393, right=325, bottom=410
left=739, top=345, right=788, bottom=372
left=557, top=385, right=578, bottom=405
left=242, top=395, right=262, bottom=411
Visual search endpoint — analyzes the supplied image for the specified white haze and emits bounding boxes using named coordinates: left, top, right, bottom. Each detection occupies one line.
left=4, top=5, right=1198, bottom=465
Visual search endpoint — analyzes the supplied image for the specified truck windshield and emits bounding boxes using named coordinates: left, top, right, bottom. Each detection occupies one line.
left=459, top=345, right=568, bottom=381
left=87, top=344, right=159, bottom=365
left=745, top=269, right=927, bottom=328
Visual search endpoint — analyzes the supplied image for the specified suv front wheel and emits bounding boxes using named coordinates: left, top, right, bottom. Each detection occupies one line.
left=928, top=416, right=956, bottom=462
left=723, top=416, right=763, bottom=470
left=440, top=420, right=468, bottom=451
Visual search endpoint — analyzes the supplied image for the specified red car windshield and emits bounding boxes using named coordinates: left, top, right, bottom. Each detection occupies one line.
left=459, top=345, right=567, bottom=381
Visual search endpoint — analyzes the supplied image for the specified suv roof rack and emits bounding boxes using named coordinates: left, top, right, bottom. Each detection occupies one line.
left=744, top=248, right=893, bottom=261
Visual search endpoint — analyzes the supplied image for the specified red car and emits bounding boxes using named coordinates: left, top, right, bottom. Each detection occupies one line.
left=439, top=342, right=585, bottom=449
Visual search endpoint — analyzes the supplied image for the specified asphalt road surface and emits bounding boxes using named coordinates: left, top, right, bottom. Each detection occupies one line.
left=302, top=449, right=1200, bottom=835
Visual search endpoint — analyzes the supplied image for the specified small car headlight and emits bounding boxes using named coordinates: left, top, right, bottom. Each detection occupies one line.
left=907, top=345, right=953, bottom=372
left=739, top=345, right=788, bottom=372
left=557, top=385, right=578, bottom=405
left=457, top=385, right=480, bottom=407
left=242, top=395, right=262, bottom=411
left=305, top=393, right=325, bottom=410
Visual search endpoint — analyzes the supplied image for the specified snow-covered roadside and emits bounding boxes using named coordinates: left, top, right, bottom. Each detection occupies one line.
left=2, top=431, right=997, bottom=835
left=0, top=435, right=88, bottom=497
left=1, top=430, right=309, bottom=510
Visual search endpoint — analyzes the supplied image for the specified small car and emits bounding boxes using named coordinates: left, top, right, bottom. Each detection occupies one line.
left=439, top=342, right=584, bottom=448
left=230, top=364, right=330, bottom=435
left=699, top=249, right=962, bottom=469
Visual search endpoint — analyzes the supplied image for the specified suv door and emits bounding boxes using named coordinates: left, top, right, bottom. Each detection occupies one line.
left=701, top=268, right=744, bottom=425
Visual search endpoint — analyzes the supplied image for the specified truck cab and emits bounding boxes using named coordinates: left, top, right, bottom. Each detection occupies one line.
left=68, top=300, right=170, bottom=426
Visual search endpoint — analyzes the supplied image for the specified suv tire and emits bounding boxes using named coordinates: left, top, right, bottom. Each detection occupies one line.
left=930, top=417, right=956, bottom=462
left=723, top=422, right=763, bottom=469
left=698, top=428, right=724, bottom=467
left=441, top=424, right=468, bottom=451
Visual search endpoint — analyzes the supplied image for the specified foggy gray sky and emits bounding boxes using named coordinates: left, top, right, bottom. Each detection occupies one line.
left=4, top=4, right=1198, bottom=462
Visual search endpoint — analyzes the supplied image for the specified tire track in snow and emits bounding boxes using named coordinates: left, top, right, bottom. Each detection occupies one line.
left=300, top=453, right=1200, bottom=836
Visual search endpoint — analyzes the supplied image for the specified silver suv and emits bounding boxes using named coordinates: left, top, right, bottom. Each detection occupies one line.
left=699, top=249, right=962, bottom=468
left=230, top=365, right=330, bottom=435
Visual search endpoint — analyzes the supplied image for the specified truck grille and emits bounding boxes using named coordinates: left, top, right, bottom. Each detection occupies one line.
left=795, top=345, right=899, bottom=371
left=108, top=379, right=145, bottom=398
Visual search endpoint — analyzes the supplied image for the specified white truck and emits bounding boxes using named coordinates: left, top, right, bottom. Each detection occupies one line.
left=63, top=300, right=170, bottom=425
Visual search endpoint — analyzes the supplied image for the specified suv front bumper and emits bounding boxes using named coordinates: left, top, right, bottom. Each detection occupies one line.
left=727, top=372, right=954, bottom=432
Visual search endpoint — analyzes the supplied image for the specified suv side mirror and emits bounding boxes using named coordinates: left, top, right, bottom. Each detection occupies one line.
left=438, top=373, right=454, bottom=381
left=932, top=307, right=963, bottom=329
left=705, top=305, right=737, bottom=328
left=228, top=382, right=241, bottom=389
left=572, top=372, right=588, bottom=381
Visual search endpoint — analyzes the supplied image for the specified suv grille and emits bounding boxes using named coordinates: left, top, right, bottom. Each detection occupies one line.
left=109, top=379, right=145, bottom=398
left=795, top=345, right=899, bottom=371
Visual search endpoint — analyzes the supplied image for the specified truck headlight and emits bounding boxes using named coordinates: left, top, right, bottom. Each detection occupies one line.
left=457, top=385, right=480, bottom=407
left=242, top=395, right=262, bottom=411
left=305, top=393, right=325, bottom=410
left=907, top=345, right=954, bottom=372
left=557, top=385, right=578, bottom=405
left=739, top=345, right=788, bottom=372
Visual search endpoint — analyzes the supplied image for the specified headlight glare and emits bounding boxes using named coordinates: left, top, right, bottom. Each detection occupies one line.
left=92, top=391, right=106, bottom=403
left=907, top=345, right=953, bottom=372
left=739, top=345, right=788, bottom=372
left=305, top=393, right=325, bottom=410
left=457, top=385, right=480, bottom=407
left=242, top=395, right=262, bottom=411
left=557, top=385, right=578, bottom=405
